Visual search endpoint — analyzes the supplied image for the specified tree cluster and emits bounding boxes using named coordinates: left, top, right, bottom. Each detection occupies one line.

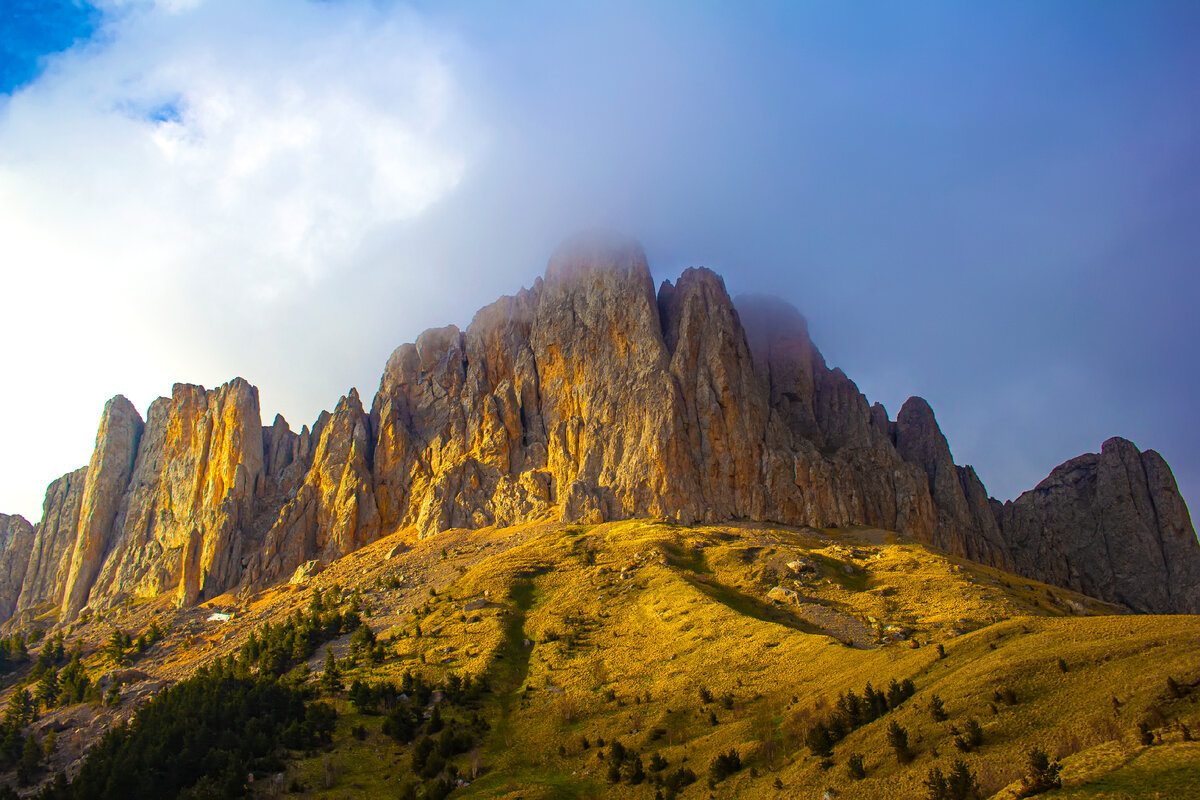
left=237, top=600, right=361, bottom=679
left=924, top=760, right=981, bottom=800
left=804, top=678, right=917, bottom=757
left=30, top=661, right=335, bottom=800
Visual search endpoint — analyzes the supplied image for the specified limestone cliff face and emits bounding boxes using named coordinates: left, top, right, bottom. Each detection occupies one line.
left=0, top=515, right=34, bottom=621
left=1, top=232, right=1196, bottom=620
left=61, top=397, right=144, bottom=619
left=16, top=469, right=86, bottom=616
left=252, top=390, right=379, bottom=583
left=995, top=438, right=1200, bottom=614
left=738, top=295, right=938, bottom=538
left=367, top=237, right=940, bottom=539
left=88, top=379, right=266, bottom=611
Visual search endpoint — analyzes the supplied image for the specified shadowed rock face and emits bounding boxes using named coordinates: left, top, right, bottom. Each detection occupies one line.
left=0, top=232, right=1196, bottom=619
left=17, top=468, right=86, bottom=616
left=0, top=514, right=34, bottom=621
left=894, top=397, right=1013, bottom=570
left=995, top=438, right=1200, bottom=613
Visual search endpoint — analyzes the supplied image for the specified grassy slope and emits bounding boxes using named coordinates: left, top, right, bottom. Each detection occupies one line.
left=260, top=520, right=1200, bottom=799
left=4, top=519, right=1196, bottom=798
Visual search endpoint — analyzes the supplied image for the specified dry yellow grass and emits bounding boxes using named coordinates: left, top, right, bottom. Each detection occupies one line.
left=6, top=519, right=1197, bottom=798
left=257, top=520, right=1200, bottom=798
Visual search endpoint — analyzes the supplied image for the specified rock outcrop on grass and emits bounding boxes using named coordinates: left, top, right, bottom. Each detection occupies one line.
left=0, top=231, right=1196, bottom=617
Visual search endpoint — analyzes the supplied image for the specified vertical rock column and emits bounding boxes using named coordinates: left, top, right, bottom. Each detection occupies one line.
left=0, top=514, right=35, bottom=621
left=61, top=396, right=143, bottom=619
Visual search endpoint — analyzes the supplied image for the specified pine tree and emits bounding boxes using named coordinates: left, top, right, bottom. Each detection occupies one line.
left=16, top=734, right=40, bottom=786
left=34, top=668, right=59, bottom=710
left=947, top=759, right=981, bottom=799
left=321, top=647, right=342, bottom=693
left=5, top=688, right=34, bottom=727
left=104, top=629, right=129, bottom=666
left=929, top=693, right=949, bottom=722
left=887, top=720, right=912, bottom=763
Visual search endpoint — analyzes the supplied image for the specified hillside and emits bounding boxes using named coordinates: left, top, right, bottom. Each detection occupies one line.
left=3, top=519, right=1197, bottom=798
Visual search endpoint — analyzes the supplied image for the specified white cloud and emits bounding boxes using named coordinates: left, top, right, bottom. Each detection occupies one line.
left=0, top=0, right=477, bottom=519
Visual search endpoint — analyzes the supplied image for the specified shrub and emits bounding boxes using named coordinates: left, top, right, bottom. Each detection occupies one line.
left=1138, top=721, right=1154, bottom=746
left=708, top=748, right=742, bottom=782
left=663, top=766, right=696, bottom=793
left=847, top=753, right=866, bottom=779
left=952, top=718, right=984, bottom=752
left=805, top=723, right=833, bottom=757
left=623, top=754, right=645, bottom=785
left=1015, top=747, right=1061, bottom=797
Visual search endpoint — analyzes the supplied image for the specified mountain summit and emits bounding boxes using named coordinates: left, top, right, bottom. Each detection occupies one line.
left=2, top=234, right=1197, bottom=620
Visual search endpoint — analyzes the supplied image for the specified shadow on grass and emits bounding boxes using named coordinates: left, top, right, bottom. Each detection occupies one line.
left=809, top=552, right=870, bottom=592
left=682, top=574, right=826, bottom=636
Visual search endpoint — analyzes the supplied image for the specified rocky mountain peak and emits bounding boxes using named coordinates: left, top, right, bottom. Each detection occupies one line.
left=0, top=234, right=1195, bottom=620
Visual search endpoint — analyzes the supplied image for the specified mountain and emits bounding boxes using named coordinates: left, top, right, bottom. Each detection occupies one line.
left=0, top=231, right=1197, bottom=623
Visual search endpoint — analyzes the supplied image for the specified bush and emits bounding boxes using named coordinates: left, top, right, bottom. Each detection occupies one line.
left=952, top=718, right=984, bottom=752
left=1015, top=747, right=1061, bottom=797
left=847, top=753, right=866, bottom=779
left=663, top=766, right=696, bottom=793
left=805, top=723, right=833, bottom=757
left=1138, top=721, right=1154, bottom=746
left=623, top=754, right=645, bottom=785
left=709, top=748, right=742, bottom=782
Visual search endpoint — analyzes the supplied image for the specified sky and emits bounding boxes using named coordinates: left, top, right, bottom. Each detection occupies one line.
left=1, top=0, right=1198, bottom=524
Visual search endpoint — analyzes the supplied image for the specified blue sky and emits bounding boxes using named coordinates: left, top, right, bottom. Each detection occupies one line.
left=1, top=0, right=1198, bottom=523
